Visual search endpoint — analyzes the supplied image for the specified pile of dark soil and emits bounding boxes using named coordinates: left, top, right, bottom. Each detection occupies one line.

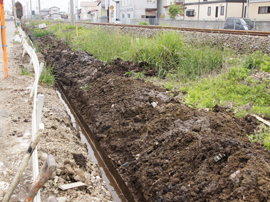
left=37, top=35, right=270, bottom=202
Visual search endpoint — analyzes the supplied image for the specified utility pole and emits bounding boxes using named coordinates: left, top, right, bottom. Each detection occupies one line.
left=38, top=0, right=41, bottom=20
left=30, top=0, right=32, bottom=20
left=26, top=2, right=28, bottom=19
left=70, top=0, right=74, bottom=25
left=246, top=0, right=249, bottom=18
left=11, top=0, right=16, bottom=24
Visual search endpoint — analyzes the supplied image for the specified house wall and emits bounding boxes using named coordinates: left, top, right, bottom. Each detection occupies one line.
left=80, top=2, right=98, bottom=20
left=185, top=0, right=245, bottom=20
left=227, top=3, right=245, bottom=17
left=133, top=0, right=157, bottom=18
left=120, top=0, right=157, bottom=22
left=49, top=7, right=60, bottom=14
left=249, top=1, right=270, bottom=19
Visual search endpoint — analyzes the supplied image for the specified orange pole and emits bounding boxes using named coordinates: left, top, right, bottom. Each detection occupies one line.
left=0, top=0, right=8, bottom=78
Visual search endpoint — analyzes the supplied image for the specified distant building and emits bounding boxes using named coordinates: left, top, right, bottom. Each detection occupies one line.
left=97, top=0, right=109, bottom=21
left=80, top=1, right=99, bottom=20
left=41, top=7, right=62, bottom=20
left=120, top=0, right=158, bottom=24
left=249, top=0, right=270, bottom=19
left=184, top=0, right=247, bottom=20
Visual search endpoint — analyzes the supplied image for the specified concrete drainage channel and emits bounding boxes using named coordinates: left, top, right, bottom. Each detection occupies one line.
left=56, top=82, right=134, bottom=202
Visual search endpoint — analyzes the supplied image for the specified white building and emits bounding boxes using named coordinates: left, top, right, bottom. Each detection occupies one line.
left=120, top=0, right=157, bottom=24
left=80, top=1, right=99, bottom=20
left=184, top=0, right=247, bottom=20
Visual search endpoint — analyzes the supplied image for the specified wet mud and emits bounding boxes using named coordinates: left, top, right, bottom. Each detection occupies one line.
left=37, top=35, right=270, bottom=202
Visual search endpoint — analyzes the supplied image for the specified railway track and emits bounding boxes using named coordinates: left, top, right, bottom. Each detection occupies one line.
left=76, top=22, right=270, bottom=37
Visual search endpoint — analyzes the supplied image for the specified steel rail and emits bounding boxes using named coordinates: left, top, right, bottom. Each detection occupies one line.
left=76, top=22, right=270, bottom=37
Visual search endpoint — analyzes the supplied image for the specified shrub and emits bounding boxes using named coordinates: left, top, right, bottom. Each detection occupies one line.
left=139, top=21, right=149, bottom=25
left=32, top=28, right=53, bottom=38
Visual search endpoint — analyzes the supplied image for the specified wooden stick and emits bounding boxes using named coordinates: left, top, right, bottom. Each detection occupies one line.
left=2, top=126, right=44, bottom=202
left=253, top=115, right=270, bottom=127
left=25, top=155, right=56, bottom=202
left=116, top=28, right=119, bottom=45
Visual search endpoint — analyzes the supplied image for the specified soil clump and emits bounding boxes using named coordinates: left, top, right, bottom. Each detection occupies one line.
left=36, top=35, right=270, bottom=202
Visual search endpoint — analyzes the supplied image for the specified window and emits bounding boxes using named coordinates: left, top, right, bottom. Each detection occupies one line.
left=127, top=14, right=131, bottom=18
left=207, top=7, right=211, bottom=16
left=220, top=6, right=224, bottom=15
left=258, top=7, right=270, bottom=14
left=122, top=14, right=125, bottom=18
left=186, top=9, right=195, bottom=17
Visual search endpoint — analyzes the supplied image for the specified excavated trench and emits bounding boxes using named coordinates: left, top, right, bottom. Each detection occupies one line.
left=36, top=35, right=270, bottom=202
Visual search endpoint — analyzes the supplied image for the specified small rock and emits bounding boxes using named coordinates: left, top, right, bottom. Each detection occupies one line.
left=56, top=197, right=67, bottom=202
left=257, top=179, right=266, bottom=186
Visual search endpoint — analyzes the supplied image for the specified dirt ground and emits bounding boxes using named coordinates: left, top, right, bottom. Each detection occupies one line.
left=35, top=34, right=270, bottom=202
left=0, top=35, right=112, bottom=201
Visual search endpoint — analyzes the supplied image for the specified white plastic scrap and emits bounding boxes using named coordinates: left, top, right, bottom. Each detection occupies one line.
left=151, top=102, right=158, bottom=108
left=230, top=170, right=240, bottom=184
left=13, top=35, right=21, bottom=43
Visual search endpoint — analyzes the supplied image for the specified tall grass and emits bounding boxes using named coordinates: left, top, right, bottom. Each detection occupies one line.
left=49, top=24, right=228, bottom=79
left=32, top=28, right=53, bottom=38
left=39, top=65, right=55, bottom=86
left=130, top=31, right=225, bottom=77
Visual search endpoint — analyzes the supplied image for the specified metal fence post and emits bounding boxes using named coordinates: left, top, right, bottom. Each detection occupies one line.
left=234, top=19, right=236, bottom=30
left=218, top=18, right=219, bottom=29
left=203, top=18, right=205, bottom=28
left=253, top=18, right=256, bottom=30
left=191, top=19, right=193, bottom=28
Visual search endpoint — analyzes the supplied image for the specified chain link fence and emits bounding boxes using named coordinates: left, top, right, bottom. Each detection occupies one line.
left=79, top=17, right=270, bottom=32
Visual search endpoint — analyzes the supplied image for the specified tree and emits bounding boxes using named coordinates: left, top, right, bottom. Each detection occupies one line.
left=168, top=1, right=184, bottom=19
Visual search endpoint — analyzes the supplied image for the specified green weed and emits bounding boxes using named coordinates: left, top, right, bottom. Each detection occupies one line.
left=139, top=21, right=149, bottom=25
left=32, top=28, right=53, bottom=38
left=21, top=68, right=32, bottom=76
left=39, top=65, right=55, bottom=86
left=180, top=66, right=270, bottom=117
left=248, top=125, right=270, bottom=149
left=126, top=70, right=145, bottom=79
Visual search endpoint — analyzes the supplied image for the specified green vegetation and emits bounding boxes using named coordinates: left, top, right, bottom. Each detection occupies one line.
left=180, top=66, right=270, bottom=117
left=20, top=68, right=32, bottom=76
left=126, top=70, right=145, bottom=79
left=28, top=20, right=53, bottom=26
left=248, top=125, right=270, bottom=149
left=168, top=1, right=184, bottom=19
left=32, top=28, right=53, bottom=38
left=48, top=24, right=226, bottom=79
left=39, top=65, right=55, bottom=86
left=131, top=31, right=225, bottom=78
left=138, top=21, right=150, bottom=25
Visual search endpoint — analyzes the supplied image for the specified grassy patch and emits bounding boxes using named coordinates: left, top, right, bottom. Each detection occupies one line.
left=32, top=28, right=53, bottom=38
left=179, top=66, right=270, bottom=117
left=39, top=65, right=55, bottom=86
left=248, top=125, right=270, bottom=149
left=49, top=25, right=228, bottom=79
left=20, top=68, right=32, bottom=76
left=139, top=21, right=149, bottom=25
left=126, top=70, right=146, bottom=79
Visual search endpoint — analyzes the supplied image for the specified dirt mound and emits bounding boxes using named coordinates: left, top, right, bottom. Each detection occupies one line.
left=36, top=35, right=270, bottom=202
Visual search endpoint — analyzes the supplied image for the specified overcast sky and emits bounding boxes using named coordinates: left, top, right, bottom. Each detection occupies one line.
left=4, top=0, right=94, bottom=13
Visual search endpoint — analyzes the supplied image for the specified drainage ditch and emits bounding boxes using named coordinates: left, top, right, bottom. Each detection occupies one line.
left=56, top=82, right=133, bottom=202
